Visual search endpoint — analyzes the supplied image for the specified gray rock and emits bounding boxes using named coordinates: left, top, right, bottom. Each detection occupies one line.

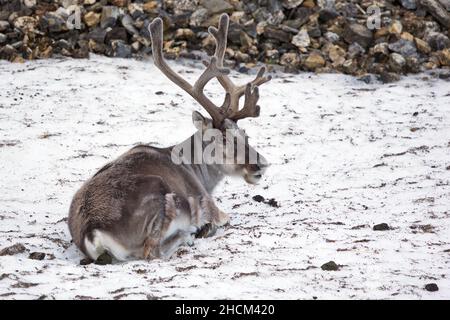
left=128, top=3, right=144, bottom=20
left=293, top=7, right=312, bottom=24
left=121, top=14, right=139, bottom=35
left=420, top=0, right=450, bottom=28
left=111, top=40, right=132, bottom=58
left=373, top=42, right=390, bottom=56
left=347, top=42, right=366, bottom=58
left=358, top=74, right=377, bottom=84
left=389, top=53, right=406, bottom=72
left=0, top=20, right=9, bottom=32
left=23, top=0, right=36, bottom=8
left=0, top=33, right=6, bottom=44
left=200, top=0, right=234, bottom=15
left=88, top=27, right=107, bottom=43
left=101, top=6, right=120, bottom=29
left=438, top=0, right=450, bottom=11
left=317, top=0, right=336, bottom=9
left=400, top=0, right=417, bottom=9
left=388, top=39, right=418, bottom=56
left=307, top=25, right=322, bottom=38
left=173, top=0, right=199, bottom=13
left=406, top=56, right=421, bottom=73
left=28, top=252, right=46, bottom=260
left=425, top=31, right=450, bottom=50
left=282, top=0, right=304, bottom=9
left=321, top=261, right=340, bottom=271
left=190, top=8, right=209, bottom=27
left=0, top=243, right=26, bottom=256
left=0, top=44, right=17, bottom=60
left=324, top=31, right=339, bottom=43
left=41, top=12, right=66, bottom=33
left=343, top=23, right=373, bottom=48
left=291, top=29, right=310, bottom=48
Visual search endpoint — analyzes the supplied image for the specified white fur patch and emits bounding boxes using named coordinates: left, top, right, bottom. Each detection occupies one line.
left=84, top=230, right=130, bottom=261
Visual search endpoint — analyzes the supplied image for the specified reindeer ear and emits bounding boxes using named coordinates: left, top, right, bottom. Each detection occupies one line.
left=192, top=111, right=207, bottom=130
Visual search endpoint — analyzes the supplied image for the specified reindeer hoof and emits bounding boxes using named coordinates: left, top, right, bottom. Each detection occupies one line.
left=195, top=223, right=217, bottom=238
left=186, top=237, right=195, bottom=247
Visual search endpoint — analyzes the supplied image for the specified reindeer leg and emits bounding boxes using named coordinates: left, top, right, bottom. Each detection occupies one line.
left=143, top=193, right=179, bottom=260
left=159, top=230, right=192, bottom=259
left=195, top=196, right=230, bottom=238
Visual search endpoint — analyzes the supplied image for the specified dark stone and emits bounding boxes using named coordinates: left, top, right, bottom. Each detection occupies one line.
left=105, top=27, right=128, bottom=43
left=388, top=39, right=418, bottom=56
left=321, top=261, right=340, bottom=271
left=88, top=27, right=107, bottom=44
left=373, top=223, right=390, bottom=231
left=111, top=40, right=132, bottom=58
left=406, top=56, right=421, bottom=73
left=28, top=252, right=45, bottom=260
left=379, top=71, right=401, bottom=83
left=238, top=66, right=250, bottom=73
left=425, top=32, right=450, bottom=51
left=420, top=0, right=450, bottom=28
left=343, top=23, right=373, bottom=48
left=0, top=20, right=9, bottom=32
left=40, top=12, right=66, bottom=33
left=55, top=39, right=72, bottom=50
left=293, top=7, right=312, bottom=25
left=267, top=198, right=280, bottom=207
left=0, top=243, right=26, bottom=256
left=307, top=25, right=322, bottom=38
left=264, top=26, right=291, bottom=42
left=228, top=22, right=243, bottom=45
left=339, top=3, right=360, bottom=18
left=318, top=8, right=339, bottom=23
left=358, top=74, right=376, bottom=84
left=101, top=6, right=120, bottom=29
left=252, top=195, right=265, bottom=202
left=94, top=252, right=113, bottom=265
left=424, top=283, right=439, bottom=292
left=121, top=14, right=139, bottom=35
left=80, top=258, right=93, bottom=265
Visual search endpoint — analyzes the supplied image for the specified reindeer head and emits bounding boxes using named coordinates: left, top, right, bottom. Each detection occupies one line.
left=149, top=14, right=271, bottom=184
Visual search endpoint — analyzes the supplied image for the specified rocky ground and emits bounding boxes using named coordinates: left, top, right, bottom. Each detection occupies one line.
left=0, top=0, right=449, bottom=82
left=0, top=55, right=449, bottom=299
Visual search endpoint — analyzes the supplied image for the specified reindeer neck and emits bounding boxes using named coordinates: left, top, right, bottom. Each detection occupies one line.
left=169, top=132, right=225, bottom=194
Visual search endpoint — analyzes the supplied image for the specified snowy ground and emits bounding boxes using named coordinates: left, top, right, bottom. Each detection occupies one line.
left=0, top=55, right=449, bottom=300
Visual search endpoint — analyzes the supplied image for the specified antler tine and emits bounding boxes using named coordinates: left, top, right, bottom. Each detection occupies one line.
left=194, top=57, right=230, bottom=95
left=209, top=14, right=271, bottom=119
left=235, top=66, right=272, bottom=97
left=149, top=18, right=226, bottom=126
left=228, top=84, right=261, bottom=121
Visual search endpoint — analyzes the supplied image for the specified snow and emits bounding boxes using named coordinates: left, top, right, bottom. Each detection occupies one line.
left=0, top=55, right=449, bottom=299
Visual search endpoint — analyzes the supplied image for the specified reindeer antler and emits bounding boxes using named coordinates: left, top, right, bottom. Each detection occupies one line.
left=149, top=14, right=271, bottom=126
left=208, top=14, right=271, bottom=121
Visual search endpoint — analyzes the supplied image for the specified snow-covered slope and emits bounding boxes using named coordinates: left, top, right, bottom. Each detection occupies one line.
left=0, top=55, right=449, bottom=299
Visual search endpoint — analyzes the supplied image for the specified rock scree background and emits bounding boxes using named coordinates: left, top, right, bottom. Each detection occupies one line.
left=0, top=0, right=449, bottom=82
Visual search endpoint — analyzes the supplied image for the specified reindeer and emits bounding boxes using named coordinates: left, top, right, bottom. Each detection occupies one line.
left=68, top=14, right=271, bottom=262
